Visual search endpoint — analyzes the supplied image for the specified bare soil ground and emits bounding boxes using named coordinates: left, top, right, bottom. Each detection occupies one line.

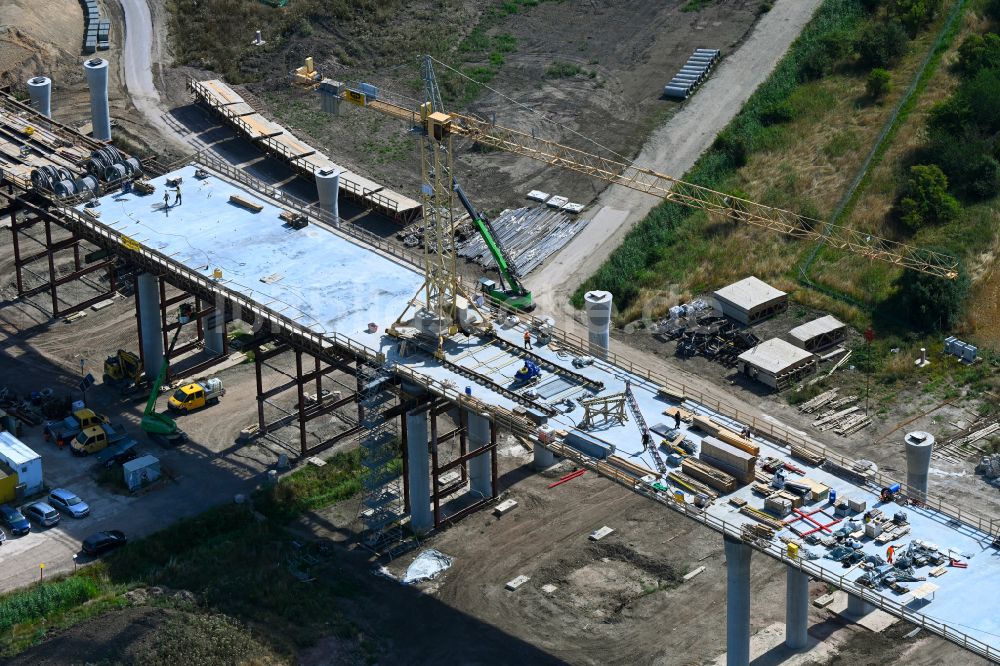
left=242, top=0, right=764, bottom=213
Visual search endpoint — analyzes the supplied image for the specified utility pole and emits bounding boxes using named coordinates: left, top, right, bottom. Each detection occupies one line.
left=864, top=326, right=875, bottom=415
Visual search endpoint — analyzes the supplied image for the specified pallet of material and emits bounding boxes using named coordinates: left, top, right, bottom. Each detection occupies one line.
left=229, top=194, right=263, bottom=212
left=663, top=406, right=693, bottom=422
left=667, top=471, right=719, bottom=499
left=682, top=457, right=737, bottom=493
left=608, top=454, right=659, bottom=479
left=714, top=427, right=760, bottom=456
left=740, top=505, right=785, bottom=530
left=700, top=436, right=756, bottom=484
left=790, top=444, right=825, bottom=466
left=691, top=414, right=718, bottom=435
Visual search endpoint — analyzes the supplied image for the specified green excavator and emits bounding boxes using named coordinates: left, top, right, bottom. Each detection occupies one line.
left=140, top=304, right=191, bottom=447
left=453, top=178, right=535, bottom=312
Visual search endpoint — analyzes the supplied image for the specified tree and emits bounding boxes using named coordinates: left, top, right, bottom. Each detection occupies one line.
left=857, top=20, right=909, bottom=68
left=897, top=261, right=970, bottom=332
left=889, top=0, right=942, bottom=36
left=895, top=164, right=960, bottom=230
left=866, top=68, right=892, bottom=99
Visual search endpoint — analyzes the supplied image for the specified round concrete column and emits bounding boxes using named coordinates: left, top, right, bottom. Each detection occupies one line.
left=136, top=273, right=164, bottom=381
left=584, top=290, right=612, bottom=359
left=785, top=566, right=809, bottom=649
left=316, top=168, right=341, bottom=223
left=466, top=410, right=492, bottom=499
left=904, top=431, right=934, bottom=501
left=83, top=58, right=111, bottom=142
left=724, top=535, right=752, bottom=666
left=534, top=441, right=555, bottom=470
left=27, top=76, right=51, bottom=118
left=406, top=408, right=431, bottom=534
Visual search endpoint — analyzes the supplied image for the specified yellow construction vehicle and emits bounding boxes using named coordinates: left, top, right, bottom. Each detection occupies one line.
left=167, top=378, right=225, bottom=413
left=102, top=349, right=141, bottom=392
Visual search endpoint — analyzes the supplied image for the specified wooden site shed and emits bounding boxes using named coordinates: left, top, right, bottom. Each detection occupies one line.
left=737, top=338, right=818, bottom=390
left=787, top=315, right=847, bottom=352
left=713, top=276, right=787, bottom=325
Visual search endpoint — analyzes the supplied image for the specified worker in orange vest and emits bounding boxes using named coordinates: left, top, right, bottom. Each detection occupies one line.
left=523, top=329, right=532, bottom=350
left=886, top=545, right=895, bottom=564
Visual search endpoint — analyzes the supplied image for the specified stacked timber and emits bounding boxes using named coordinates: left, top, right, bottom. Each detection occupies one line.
left=714, top=427, right=760, bottom=456
left=691, top=414, right=718, bottom=435
left=791, top=444, right=825, bottom=466
left=608, top=455, right=659, bottom=479
left=667, top=471, right=719, bottom=499
left=699, top=436, right=756, bottom=484
left=682, top=457, right=737, bottom=493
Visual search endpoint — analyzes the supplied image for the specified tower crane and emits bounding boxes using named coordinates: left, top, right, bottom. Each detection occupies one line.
left=337, top=63, right=959, bottom=283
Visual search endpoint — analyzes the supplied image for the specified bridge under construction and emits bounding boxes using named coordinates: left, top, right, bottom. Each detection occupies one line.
left=2, top=80, right=1000, bottom=665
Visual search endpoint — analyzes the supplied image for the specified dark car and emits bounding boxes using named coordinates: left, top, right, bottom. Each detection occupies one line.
left=0, top=504, right=30, bottom=536
left=95, top=440, right=138, bottom=469
left=82, top=530, right=127, bottom=556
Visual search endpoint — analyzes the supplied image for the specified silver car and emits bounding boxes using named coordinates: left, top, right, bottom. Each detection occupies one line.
left=23, top=502, right=60, bottom=527
left=48, top=489, right=90, bottom=519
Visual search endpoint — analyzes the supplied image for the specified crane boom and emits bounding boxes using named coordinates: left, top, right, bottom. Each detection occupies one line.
left=341, top=91, right=958, bottom=281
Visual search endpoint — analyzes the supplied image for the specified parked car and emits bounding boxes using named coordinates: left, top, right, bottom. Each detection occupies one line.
left=0, top=504, right=30, bottom=536
left=48, top=489, right=90, bottom=518
left=23, top=501, right=60, bottom=527
left=82, top=530, right=127, bottom=556
left=95, top=440, right=138, bottom=469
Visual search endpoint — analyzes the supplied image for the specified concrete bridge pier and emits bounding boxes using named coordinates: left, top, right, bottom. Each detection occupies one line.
left=203, top=310, right=226, bottom=356
left=533, top=441, right=555, bottom=470
left=136, top=272, right=164, bottom=381
left=785, top=565, right=810, bottom=650
left=466, top=410, right=493, bottom=499
left=847, top=593, right=874, bottom=618
left=724, top=534, right=752, bottom=666
left=405, top=407, right=432, bottom=534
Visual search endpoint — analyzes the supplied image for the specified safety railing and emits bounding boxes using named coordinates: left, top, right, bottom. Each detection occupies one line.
left=533, top=432, right=1000, bottom=662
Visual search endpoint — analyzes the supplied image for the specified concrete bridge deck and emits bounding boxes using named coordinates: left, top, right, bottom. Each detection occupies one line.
left=75, top=162, right=1000, bottom=662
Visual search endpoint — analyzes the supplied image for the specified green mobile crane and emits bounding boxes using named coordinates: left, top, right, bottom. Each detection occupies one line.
left=140, top=304, right=191, bottom=446
left=452, top=179, right=534, bottom=311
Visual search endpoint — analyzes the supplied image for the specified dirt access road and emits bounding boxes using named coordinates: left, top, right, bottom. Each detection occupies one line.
left=526, top=0, right=823, bottom=324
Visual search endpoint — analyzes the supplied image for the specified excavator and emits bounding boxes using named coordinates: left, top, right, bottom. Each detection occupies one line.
left=140, top=304, right=191, bottom=447
left=452, top=178, right=534, bottom=311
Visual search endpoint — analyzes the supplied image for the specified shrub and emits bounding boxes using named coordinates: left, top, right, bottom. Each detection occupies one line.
left=989, top=0, right=1000, bottom=21
left=857, top=19, right=909, bottom=67
left=545, top=60, right=582, bottom=78
left=866, top=68, right=892, bottom=98
left=895, top=164, right=960, bottom=229
left=956, top=33, right=1000, bottom=78
left=759, top=100, right=796, bottom=125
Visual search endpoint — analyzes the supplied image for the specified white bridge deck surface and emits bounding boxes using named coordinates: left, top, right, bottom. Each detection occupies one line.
left=85, top=167, right=1000, bottom=657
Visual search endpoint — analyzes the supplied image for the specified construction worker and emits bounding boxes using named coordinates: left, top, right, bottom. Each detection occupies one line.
left=174, top=183, right=182, bottom=206
left=163, top=190, right=170, bottom=208
left=673, top=410, right=681, bottom=430
left=641, top=429, right=653, bottom=451
left=886, top=545, right=895, bottom=564
left=523, top=329, right=532, bottom=350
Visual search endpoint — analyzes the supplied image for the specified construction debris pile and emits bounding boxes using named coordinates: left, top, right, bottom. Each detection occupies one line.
left=651, top=303, right=760, bottom=368
left=455, top=207, right=587, bottom=276
left=0, top=386, right=70, bottom=428
left=976, top=454, right=1000, bottom=481
left=797, top=388, right=870, bottom=436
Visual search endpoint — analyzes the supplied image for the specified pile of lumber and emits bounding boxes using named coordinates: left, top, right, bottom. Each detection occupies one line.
left=790, top=444, right=825, bottom=466
left=682, top=457, right=737, bottom=493
left=799, top=388, right=838, bottom=414
left=667, top=471, right=719, bottom=499
left=812, top=397, right=870, bottom=436
left=740, top=505, right=784, bottom=530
